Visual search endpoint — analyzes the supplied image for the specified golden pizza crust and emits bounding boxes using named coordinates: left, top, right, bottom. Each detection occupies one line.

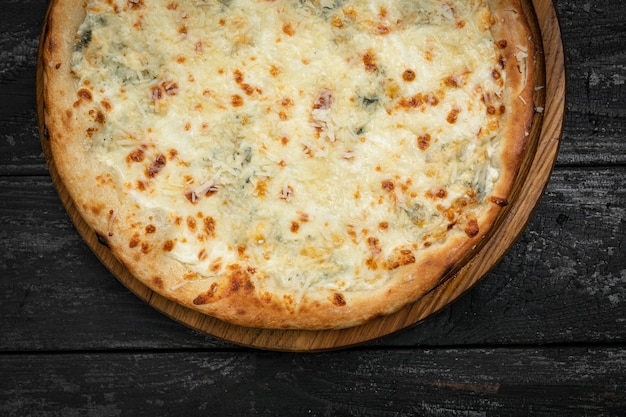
left=42, top=0, right=536, bottom=330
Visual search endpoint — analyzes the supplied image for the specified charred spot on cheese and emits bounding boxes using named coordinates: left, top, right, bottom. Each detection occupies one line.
left=69, top=0, right=518, bottom=300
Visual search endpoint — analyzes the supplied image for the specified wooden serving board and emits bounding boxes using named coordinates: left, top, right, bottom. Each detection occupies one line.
left=37, top=0, right=565, bottom=351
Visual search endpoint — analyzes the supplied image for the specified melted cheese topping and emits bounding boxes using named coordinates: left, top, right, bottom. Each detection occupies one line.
left=72, top=0, right=506, bottom=294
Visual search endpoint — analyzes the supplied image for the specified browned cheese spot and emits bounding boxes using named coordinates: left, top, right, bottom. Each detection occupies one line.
left=186, top=216, right=197, bottom=231
left=204, top=217, right=216, bottom=238
left=386, top=249, right=416, bottom=270
left=282, top=22, right=295, bottom=36
left=427, top=187, right=447, bottom=199
left=129, top=233, right=140, bottom=248
left=193, top=283, right=218, bottom=305
left=128, top=0, right=145, bottom=10
left=313, top=88, right=334, bottom=110
left=465, top=218, right=480, bottom=238
left=381, top=179, right=395, bottom=192
left=223, top=266, right=255, bottom=298
left=362, top=50, right=378, bottom=72
left=202, top=185, right=218, bottom=197
left=447, top=107, right=461, bottom=124
left=402, top=69, right=416, bottom=82
left=77, top=88, right=92, bottom=101
left=185, top=191, right=198, bottom=204
left=163, top=240, right=175, bottom=252
left=146, top=154, right=166, bottom=177
left=331, top=292, right=347, bottom=306
left=126, top=147, right=145, bottom=164
left=417, top=133, right=431, bottom=151
left=90, top=109, right=105, bottom=124
left=231, top=94, right=244, bottom=107
left=141, top=242, right=151, bottom=254
left=444, top=75, right=460, bottom=87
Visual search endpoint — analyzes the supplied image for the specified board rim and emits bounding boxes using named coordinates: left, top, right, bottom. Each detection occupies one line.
left=36, top=0, right=565, bottom=352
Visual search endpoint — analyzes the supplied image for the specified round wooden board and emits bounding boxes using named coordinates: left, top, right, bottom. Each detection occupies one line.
left=37, top=0, right=564, bottom=351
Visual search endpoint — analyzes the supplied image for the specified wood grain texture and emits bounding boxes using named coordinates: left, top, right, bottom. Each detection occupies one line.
left=557, top=0, right=626, bottom=166
left=2, top=347, right=625, bottom=417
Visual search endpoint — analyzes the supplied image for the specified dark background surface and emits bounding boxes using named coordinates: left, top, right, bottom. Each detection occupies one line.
left=2, top=0, right=625, bottom=415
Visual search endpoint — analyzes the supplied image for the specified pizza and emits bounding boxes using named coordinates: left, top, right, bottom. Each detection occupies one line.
left=42, top=0, right=535, bottom=329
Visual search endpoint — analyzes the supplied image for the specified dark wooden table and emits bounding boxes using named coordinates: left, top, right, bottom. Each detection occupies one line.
left=2, top=0, right=625, bottom=415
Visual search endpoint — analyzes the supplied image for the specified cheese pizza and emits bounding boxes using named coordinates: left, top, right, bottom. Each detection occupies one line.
left=42, top=0, right=535, bottom=329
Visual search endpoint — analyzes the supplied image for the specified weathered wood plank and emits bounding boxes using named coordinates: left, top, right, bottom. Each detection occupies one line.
left=1, top=166, right=624, bottom=350
left=1, top=0, right=625, bottom=175
left=0, top=0, right=49, bottom=175
left=557, top=0, right=626, bottom=165
left=1, top=347, right=625, bottom=417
